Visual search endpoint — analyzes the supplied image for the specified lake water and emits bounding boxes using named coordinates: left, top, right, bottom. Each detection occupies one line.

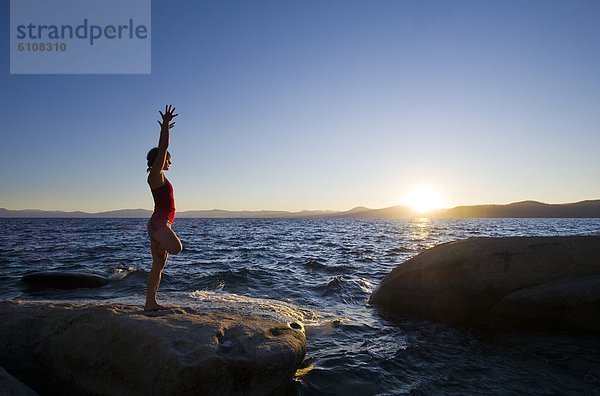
left=1, top=218, right=600, bottom=395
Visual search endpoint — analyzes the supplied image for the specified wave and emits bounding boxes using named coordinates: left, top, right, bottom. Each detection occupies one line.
left=107, top=267, right=144, bottom=281
left=304, top=259, right=352, bottom=274
left=311, top=275, right=374, bottom=304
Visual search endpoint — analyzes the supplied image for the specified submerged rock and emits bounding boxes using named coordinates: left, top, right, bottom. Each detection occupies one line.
left=0, top=300, right=306, bottom=395
left=21, top=271, right=110, bottom=289
left=369, top=236, right=600, bottom=331
left=491, top=275, right=600, bottom=330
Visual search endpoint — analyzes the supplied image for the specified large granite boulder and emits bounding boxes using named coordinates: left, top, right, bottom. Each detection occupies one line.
left=0, top=300, right=306, bottom=395
left=369, top=236, right=600, bottom=331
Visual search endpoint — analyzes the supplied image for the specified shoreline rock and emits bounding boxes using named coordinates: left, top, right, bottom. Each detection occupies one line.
left=369, top=236, right=600, bottom=331
left=0, top=300, right=306, bottom=395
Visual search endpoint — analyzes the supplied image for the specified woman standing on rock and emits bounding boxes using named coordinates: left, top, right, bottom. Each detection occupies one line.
left=145, top=104, right=183, bottom=311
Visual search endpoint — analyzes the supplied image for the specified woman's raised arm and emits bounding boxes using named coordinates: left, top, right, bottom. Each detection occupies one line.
left=149, top=104, right=178, bottom=177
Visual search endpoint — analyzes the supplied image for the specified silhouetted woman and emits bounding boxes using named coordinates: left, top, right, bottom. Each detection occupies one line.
left=145, top=104, right=183, bottom=311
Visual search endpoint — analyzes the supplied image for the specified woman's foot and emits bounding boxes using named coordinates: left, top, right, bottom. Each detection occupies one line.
left=144, top=303, right=170, bottom=311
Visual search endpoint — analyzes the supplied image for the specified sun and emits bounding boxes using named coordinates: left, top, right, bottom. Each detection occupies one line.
left=402, top=186, right=445, bottom=213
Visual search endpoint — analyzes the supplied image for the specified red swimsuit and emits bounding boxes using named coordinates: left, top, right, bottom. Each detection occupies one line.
left=151, top=178, right=176, bottom=224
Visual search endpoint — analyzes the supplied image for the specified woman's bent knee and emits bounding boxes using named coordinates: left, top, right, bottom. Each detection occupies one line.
left=170, top=247, right=182, bottom=255
left=153, top=227, right=182, bottom=255
left=167, top=241, right=182, bottom=255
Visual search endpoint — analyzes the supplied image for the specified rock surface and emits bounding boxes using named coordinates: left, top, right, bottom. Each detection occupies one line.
left=0, top=367, right=39, bottom=396
left=0, top=300, right=306, bottom=395
left=369, top=236, right=600, bottom=330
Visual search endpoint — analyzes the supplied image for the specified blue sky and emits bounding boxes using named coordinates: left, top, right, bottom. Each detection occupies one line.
left=2, top=0, right=600, bottom=212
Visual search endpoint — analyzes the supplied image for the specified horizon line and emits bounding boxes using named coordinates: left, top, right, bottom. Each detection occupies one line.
left=2, top=198, right=600, bottom=215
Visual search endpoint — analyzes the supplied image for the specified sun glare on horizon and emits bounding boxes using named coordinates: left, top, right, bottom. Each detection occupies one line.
left=401, top=186, right=446, bottom=213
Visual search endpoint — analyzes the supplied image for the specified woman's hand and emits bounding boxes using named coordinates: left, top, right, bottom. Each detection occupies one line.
left=157, top=104, right=178, bottom=129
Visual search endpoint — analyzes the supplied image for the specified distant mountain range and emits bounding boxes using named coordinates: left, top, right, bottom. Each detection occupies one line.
left=1, top=200, right=600, bottom=218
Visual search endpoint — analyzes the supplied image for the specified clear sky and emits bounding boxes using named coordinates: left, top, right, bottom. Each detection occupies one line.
left=2, top=0, right=599, bottom=212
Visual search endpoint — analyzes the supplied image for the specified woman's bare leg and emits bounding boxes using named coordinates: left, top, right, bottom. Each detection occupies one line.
left=153, top=226, right=183, bottom=255
left=145, top=239, right=169, bottom=311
